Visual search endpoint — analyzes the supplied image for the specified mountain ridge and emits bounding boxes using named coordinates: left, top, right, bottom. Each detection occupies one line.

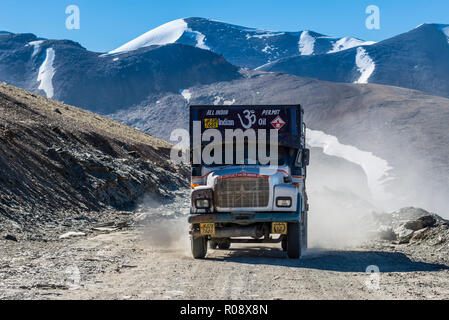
left=0, top=31, right=242, bottom=114
left=260, top=23, right=449, bottom=98
left=107, top=17, right=376, bottom=68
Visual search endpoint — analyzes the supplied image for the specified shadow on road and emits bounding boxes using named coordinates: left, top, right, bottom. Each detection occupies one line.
left=207, top=246, right=449, bottom=273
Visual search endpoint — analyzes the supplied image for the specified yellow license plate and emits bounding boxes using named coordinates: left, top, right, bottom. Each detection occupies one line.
left=200, top=223, right=215, bottom=235
left=272, top=222, right=287, bottom=234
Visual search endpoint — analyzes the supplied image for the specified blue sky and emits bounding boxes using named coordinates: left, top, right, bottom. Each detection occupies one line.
left=1, top=0, right=448, bottom=52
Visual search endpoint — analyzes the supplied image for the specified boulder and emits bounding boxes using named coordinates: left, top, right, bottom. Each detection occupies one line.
left=411, top=228, right=429, bottom=241
left=377, top=226, right=397, bottom=241
left=403, top=215, right=436, bottom=231
left=4, top=234, right=18, bottom=241
left=418, top=215, right=437, bottom=228
left=395, top=225, right=415, bottom=244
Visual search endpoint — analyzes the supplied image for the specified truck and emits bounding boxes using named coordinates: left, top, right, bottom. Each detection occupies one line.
left=188, top=104, right=309, bottom=259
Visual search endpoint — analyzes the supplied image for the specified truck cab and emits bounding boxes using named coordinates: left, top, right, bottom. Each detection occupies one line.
left=188, top=105, right=309, bottom=259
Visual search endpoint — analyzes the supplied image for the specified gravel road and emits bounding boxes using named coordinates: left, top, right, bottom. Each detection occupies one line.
left=2, top=223, right=448, bottom=300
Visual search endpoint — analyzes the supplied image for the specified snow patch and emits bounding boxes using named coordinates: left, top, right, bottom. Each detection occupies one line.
left=213, top=96, right=222, bottom=105
left=188, top=29, right=210, bottom=50
left=180, top=89, right=192, bottom=102
left=107, top=19, right=188, bottom=55
left=440, top=26, right=449, bottom=44
left=254, top=61, right=273, bottom=70
left=27, top=40, right=44, bottom=58
left=37, top=48, right=56, bottom=98
left=354, top=47, right=375, bottom=84
left=213, top=96, right=235, bottom=105
left=298, top=31, right=315, bottom=55
left=306, top=128, right=393, bottom=201
left=223, top=99, right=235, bottom=105
left=246, top=32, right=284, bottom=39
left=262, top=45, right=274, bottom=53
left=328, top=37, right=375, bottom=53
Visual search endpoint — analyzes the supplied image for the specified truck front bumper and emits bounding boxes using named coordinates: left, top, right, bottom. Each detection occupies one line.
left=188, top=212, right=300, bottom=224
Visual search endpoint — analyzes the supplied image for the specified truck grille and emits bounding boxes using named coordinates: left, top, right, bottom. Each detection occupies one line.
left=215, top=177, right=269, bottom=208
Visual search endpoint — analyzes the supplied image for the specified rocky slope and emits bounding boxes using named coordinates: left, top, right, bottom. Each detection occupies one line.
left=0, top=82, right=188, bottom=239
left=370, top=207, right=449, bottom=265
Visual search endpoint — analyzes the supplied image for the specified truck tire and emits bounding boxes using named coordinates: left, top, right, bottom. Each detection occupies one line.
left=287, top=223, right=301, bottom=259
left=209, top=240, right=218, bottom=249
left=191, top=236, right=207, bottom=259
left=218, top=241, right=231, bottom=250
left=302, top=212, right=308, bottom=251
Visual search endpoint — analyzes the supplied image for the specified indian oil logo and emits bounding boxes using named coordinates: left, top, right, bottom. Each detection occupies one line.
left=204, top=118, right=218, bottom=128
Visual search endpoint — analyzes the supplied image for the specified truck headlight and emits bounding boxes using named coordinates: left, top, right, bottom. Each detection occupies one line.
left=195, top=199, right=210, bottom=209
left=191, top=187, right=213, bottom=210
left=276, top=197, right=292, bottom=207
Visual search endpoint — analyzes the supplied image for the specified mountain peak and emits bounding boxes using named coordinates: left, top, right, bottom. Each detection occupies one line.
left=415, top=22, right=449, bottom=28
left=395, top=23, right=449, bottom=46
left=107, top=18, right=188, bottom=55
left=412, top=23, right=449, bottom=34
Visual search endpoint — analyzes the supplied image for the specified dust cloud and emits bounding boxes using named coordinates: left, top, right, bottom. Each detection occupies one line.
left=141, top=218, right=190, bottom=253
left=306, top=148, right=379, bottom=248
left=135, top=191, right=191, bottom=256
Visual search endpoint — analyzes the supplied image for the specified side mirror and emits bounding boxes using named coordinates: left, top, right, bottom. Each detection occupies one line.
left=302, top=148, right=310, bottom=166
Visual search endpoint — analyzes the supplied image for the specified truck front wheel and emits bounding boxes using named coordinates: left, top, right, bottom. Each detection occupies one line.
left=301, top=212, right=308, bottom=252
left=191, top=236, right=207, bottom=259
left=287, top=223, right=301, bottom=259
left=281, top=236, right=287, bottom=252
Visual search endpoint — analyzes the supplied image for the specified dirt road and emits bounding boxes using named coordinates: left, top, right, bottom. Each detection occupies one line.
left=2, top=225, right=448, bottom=300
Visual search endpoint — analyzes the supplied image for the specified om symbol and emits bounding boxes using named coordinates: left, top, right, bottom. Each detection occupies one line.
left=237, top=110, right=256, bottom=129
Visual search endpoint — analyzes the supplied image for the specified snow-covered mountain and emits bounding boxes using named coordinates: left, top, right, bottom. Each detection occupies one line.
left=0, top=32, right=242, bottom=113
left=260, top=24, right=449, bottom=98
left=107, top=18, right=449, bottom=98
left=2, top=19, right=449, bottom=111
left=107, top=17, right=375, bottom=69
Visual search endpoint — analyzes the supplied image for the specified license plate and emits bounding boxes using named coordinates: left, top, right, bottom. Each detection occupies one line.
left=200, top=223, right=215, bottom=235
left=272, top=222, right=287, bottom=234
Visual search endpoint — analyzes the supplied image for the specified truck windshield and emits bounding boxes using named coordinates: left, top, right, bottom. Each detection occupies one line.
left=202, top=143, right=296, bottom=167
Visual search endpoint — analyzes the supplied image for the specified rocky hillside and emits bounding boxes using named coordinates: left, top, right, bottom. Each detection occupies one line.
left=0, top=82, right=188, bottom=238
left=371, top=207, right=449, bottom=265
